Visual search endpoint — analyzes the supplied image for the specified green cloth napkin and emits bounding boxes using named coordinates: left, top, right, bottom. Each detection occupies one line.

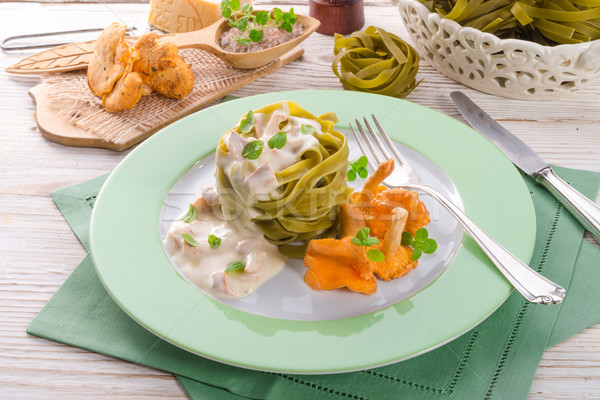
left=28, top=166, right=600, bottom=400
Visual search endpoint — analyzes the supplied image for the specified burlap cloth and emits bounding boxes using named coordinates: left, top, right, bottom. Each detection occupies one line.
left=33, top=48, right=298, bottom=150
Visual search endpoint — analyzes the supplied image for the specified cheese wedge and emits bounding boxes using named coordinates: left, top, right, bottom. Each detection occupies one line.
left=148, top=0, right=252, bottom=33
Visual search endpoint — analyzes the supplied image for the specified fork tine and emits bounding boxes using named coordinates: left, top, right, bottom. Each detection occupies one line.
left=371, top=115, right=412, bottom=168
left=362, top=117, right=394, bottom=162
left=348, top=124, right=379, bottom=172
left=348, top=124, right=377, bottom=171
left=353, top=119, right=386, bottom=166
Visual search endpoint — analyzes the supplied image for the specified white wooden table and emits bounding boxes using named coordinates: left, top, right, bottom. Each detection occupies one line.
left=1, top=1, right=599, bottom=398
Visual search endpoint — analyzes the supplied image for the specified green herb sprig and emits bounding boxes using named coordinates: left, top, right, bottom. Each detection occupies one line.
left=401, top=228, right=438, bottom=260
left=301, top=124, right=316, bottom=135
left=221, top=0, right=297, bottom=45
left=352, top=227, right=379, bottom=247
left=239, top=110, right=254, bottom=134
left=182, top=204, right=197, bottom=223
left=208, top=234, right=222, bottom=249
left=366, top=248, right=385, bottom=262
left=268, top=132, right=287, bottom=149
left=182, top=233, right=201, bottom=247
left=347, top=156, right=369, bottom=181
left=352, top=227, right=385, bottom=262
left=225, top=261, right=246, bottom=273
left=243, top=139, right=263, bottom=160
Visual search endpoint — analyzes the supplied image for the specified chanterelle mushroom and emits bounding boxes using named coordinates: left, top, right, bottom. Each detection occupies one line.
left=302, top=159, right=430, bottom=295
left=304, top=236, right=377, bottom=295
left=87, top=22, right=131, bottom=96
left=132, top=32, right=194, bottom=100
left=370, top=207, right=418, bottom=281
left=340, top=203, right=367, bottom=238
left=87, top=24, right=195, bottom=112
left=101, top=53, right=143, bottom=113
left=350, top=158, right=430, bottom=238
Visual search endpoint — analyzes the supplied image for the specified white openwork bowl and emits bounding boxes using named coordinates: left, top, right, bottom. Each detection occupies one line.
left=394, top=0, right=600, bottom=99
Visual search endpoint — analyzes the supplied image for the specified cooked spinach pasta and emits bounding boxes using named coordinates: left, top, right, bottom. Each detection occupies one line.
left=214, top=101, right=353, bottom=257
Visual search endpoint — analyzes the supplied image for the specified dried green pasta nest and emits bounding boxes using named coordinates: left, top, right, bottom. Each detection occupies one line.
left=419, top=0, right=600, bottom=45
left=332, top=26, right=421, bottom=98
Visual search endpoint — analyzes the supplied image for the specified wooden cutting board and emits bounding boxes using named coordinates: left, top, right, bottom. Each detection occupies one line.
left=29, top=47, right=303, bottom=151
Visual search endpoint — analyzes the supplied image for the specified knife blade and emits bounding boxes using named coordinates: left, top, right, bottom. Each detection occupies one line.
left=451, top=91, right=600, bottom=242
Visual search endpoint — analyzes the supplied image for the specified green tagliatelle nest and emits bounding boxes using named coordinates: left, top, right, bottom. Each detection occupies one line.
left=215, top=101, right=353, bottom=257
left=332, top=26, right=421, bottom=98
left=420, top=0, right=600, bottom=45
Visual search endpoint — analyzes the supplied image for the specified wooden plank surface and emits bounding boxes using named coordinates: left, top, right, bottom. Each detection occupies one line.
left=1, top=1, right=599, bottom=399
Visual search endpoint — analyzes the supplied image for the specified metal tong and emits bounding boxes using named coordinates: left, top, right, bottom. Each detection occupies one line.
left=1, top=27, right=137, bottom=51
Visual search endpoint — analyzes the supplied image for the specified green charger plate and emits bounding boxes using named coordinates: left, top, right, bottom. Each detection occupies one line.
left=89, top=90, right=535, bottom=374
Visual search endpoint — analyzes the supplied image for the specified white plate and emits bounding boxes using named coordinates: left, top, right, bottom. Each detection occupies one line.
left=160, top=134, right=463, bottom=321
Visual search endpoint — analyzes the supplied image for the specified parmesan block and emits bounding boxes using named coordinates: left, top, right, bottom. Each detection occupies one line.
left=148, top=0, right=252, bottom=33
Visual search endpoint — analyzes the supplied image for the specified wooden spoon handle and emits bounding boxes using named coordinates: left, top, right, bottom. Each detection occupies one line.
left=158, top=19, right=221, bottom=49
left=157, top=31, right=216, bottom=51
left=278, top=46, right=304, bottom=66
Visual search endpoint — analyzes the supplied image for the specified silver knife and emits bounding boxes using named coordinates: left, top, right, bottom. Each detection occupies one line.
left=451, top=91, right=600, bottom=243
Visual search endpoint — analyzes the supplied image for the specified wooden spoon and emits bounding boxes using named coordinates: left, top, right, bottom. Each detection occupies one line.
left=6, top=14, right=320, bottom=74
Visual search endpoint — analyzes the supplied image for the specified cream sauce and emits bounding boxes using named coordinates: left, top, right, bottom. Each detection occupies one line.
left=216, top=103, right=324, bottom=202
left=163, top=188, right=287, bottom=299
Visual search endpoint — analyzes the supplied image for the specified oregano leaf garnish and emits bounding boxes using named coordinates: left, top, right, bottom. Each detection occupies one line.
left=347, top=156, right=369, bottom=181
left=183, top=204, right=197, bottom=223
left=225, top=261, right=245, bottom=273
left=249, top=29, right=264, bottom=42
left=243, top=140, right=263, bottom=160
left=268, top=132, right=287, bottom=149
left=240, top=110, right=255, bottom=134
left=208, top=234, right=222, bottom=249
left=352, top=227, right=384, bottom=262
left=220, top=3, right=298, bottom=46
left=367, top=249, right=385, bottom=262
left=347, top=169, right=357, bottom=181
left=401, top=231, right=413, bottom=246
left=301, top=124, right=316, bottom=135
left=401, top=228, right=438, bottom=260
left=182, top=233, right=201, bottom=247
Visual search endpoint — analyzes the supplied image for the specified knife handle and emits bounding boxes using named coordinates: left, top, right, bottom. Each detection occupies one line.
left=535, top=167, right=600, bottom=243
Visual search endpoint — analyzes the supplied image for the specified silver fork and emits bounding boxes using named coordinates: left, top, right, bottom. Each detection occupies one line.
left=350, top=116, right=565, bottom=305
